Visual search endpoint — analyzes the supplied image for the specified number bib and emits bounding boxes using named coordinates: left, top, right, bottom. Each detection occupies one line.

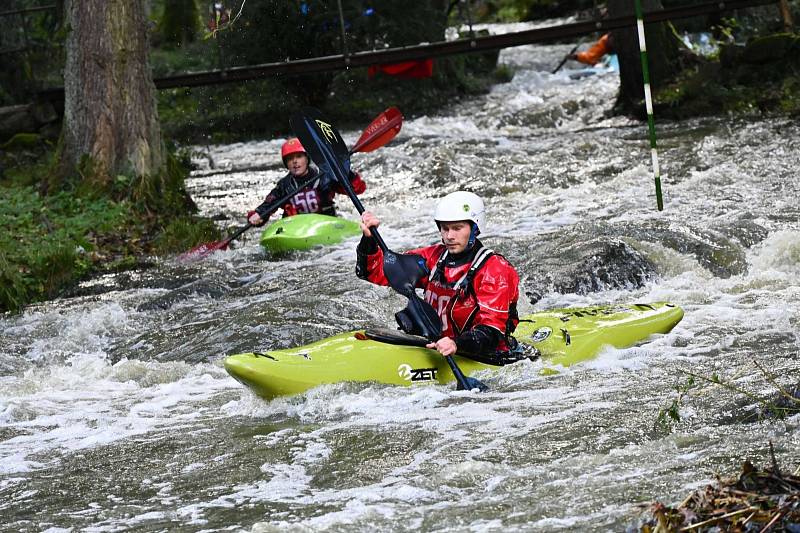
left=423, top=262, right=475, bottom=337
left=290, top=189, right=320, bottom=213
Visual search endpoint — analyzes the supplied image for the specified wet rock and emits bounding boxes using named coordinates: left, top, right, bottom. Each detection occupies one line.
left=741, top=33, right=800, bottom=64
left=521, top=236, right=657, bottom=304
left=0, top=105, right=37, bottom=141
left=0, top=103, right=59, bottom=142
left=517, top=216, right=759, bottom=303
left=711, top=218, right=770, bottom=249
left=589, top=219, right=749, bottom=278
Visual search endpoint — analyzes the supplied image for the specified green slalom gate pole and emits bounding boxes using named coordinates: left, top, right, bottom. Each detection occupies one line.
left=634, top=0, right=664, bottom=211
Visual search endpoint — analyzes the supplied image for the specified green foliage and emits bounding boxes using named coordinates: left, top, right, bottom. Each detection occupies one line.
left=780, top=76, right=800, bottom=115
left=654, top=32, right=800, bottom=119
left=1, top=133, right=44, bottom=151
left=0, top=252, right=28, bottom=315
left=152, top=216, right=221, bottom=254
left=0, top=3, right=64, bottom=105
left=493, top=63, right=516, bottom=84
left=126, top=147, right=197, bottom=215
left=655, top=367, right=800, bottom=432
left=465, top=0, right=596, bottom=23
left=0, top=184, right=127, bottom=313
left=654, top=376, right=696, bottom=433
left=0, top=140, right=217, bottom=313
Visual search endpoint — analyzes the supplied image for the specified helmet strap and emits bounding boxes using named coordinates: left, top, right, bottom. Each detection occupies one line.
left=467, top=223, right=479, bottom=249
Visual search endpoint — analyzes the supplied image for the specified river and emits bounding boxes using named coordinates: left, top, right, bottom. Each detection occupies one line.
left=1, top=21, right=799, bottom=532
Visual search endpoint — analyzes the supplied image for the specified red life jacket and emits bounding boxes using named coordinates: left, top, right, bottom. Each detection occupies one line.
left=362, top=243, right=520, bottom=351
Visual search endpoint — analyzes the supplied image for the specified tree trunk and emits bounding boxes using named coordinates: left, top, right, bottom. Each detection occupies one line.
left=608, top=0, right=680, bottom=115
left=58, top=0, right=164, bottom=191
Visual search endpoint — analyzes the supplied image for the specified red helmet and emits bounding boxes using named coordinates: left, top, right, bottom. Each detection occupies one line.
left=281, top=138, right=307, bottom=166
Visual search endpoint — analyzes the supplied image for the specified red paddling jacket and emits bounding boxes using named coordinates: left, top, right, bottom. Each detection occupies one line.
left=356, top=237, right=521, bottom=364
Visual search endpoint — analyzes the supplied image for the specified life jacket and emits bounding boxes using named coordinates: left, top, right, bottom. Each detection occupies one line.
left=281, top=169, right=338, bottom=217
left=257, top=168, right=366, bottom=219
left=424, top=246, right=520, bottom=353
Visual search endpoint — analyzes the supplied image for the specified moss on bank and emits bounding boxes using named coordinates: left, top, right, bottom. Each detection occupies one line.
left=0, top=139, right=220, bottom=314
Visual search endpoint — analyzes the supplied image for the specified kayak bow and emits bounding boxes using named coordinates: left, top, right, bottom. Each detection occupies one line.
left=259, top=213, right=361, bottom=253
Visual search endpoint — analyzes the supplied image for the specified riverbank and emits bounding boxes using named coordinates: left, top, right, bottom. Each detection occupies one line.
left=1, top=34, right=508, bottom=314
left=0, top=139, right=219, bottom=314
left=640, top=455, right=800, bottom=531
left=655, top=33, right=800, bottom=119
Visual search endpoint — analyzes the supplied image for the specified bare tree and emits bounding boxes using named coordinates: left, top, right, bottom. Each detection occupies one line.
left=53, top=0, right=165, bottom=199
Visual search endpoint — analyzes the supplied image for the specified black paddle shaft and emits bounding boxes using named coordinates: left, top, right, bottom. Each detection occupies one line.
left=290, top=108, right=443, bottom=339
left=290, top=108, right=489, bottom=391
left=552, top=43, right=581, bottom=74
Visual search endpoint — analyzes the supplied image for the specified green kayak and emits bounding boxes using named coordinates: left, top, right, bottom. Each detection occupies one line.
left=224, top=302, right=684, bottom=399
left=259, top=213, right=361, bottom=253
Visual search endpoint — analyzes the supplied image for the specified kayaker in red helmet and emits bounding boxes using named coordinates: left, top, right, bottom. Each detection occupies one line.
left=356, top=191, right=524, bottom=364
left=247, top=138, right=366, bottom=226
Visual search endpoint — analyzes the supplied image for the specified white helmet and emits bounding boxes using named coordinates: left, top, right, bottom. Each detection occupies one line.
left=433, top=191, right=486, bottom=233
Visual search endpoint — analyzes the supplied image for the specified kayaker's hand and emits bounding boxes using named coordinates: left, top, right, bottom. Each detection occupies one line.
left=247, top=210, right=264, bottom=226
left=360, top=211, right=380, bottom=237
left=426, top=337, right=457, bottom=357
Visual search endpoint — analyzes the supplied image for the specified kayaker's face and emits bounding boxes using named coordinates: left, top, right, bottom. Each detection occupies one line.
left=439, top=220, right=472, bottom=254
left=286, top=153, right=309, bottom=177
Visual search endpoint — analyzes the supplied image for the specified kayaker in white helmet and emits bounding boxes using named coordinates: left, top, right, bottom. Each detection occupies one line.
left=247, top=138, right=366, bottom=226
left=356, top=191, right=523, bottom=364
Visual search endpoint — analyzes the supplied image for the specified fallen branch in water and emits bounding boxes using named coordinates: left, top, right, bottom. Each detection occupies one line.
left=640, top=445, right=800, bottom=532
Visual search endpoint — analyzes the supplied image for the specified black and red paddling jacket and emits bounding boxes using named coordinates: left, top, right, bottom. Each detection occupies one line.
left=255, top=167, right=366, bottom=219
left=357, top=239, right=521, bottom=363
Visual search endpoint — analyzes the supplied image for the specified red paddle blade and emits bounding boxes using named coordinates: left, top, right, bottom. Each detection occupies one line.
left=178, top=240, right=229, bottom=261
left=350, top=106, right=403, bottom=154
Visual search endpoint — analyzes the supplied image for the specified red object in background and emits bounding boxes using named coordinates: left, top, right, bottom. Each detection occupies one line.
left=368, top=59, right=434, bottom=79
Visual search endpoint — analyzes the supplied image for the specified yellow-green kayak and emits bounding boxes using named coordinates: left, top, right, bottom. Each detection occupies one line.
left=259, top=213, right=361, bottom=253
left=224, top=302, right=684, bottom=399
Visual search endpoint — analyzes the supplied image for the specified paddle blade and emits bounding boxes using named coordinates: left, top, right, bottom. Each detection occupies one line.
left=350, top=107, right=403, bottom=154
left=382, top=251, right=428, bottom=295
left=178, top=240, right=228, bottom=261
left=400, top=296, right=442, bottom=341
left=445, top=355, right=489, bottom=392
left=290, top=108, right=351, bottom=181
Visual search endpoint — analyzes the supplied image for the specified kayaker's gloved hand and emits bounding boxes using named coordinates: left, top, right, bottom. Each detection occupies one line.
left=348, top=170, right=366, bottom=194
left=455, top=325, right=502, bottom=361
left=247, top=210, right=265, bottom=227
left=356, top=212, right=379, bottom=280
